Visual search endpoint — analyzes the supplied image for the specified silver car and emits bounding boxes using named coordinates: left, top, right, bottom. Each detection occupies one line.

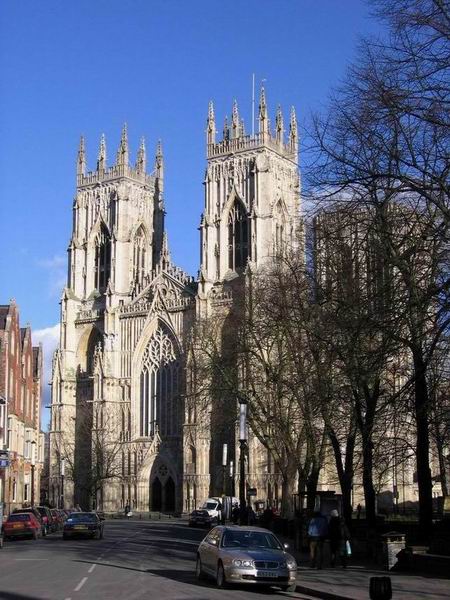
left=195, top=525, right=297, bottom=592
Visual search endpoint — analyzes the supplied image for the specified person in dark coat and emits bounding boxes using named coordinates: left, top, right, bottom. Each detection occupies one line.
left=328, top=509, right=351, bottom=567
left=308, top=511, right=328, bottom=569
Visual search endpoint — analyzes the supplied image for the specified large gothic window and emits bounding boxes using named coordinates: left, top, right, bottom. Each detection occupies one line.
left=133, top=226, right=147, bottom=288
left=95, top=226, right=111, bottom=291
left=140, top=326, right=180, bottom=438
left=228, top=199, right=250, bottom=271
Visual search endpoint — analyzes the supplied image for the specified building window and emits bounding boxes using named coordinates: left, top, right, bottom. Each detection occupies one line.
left=228, top=199, right=250, bottom=271
left=12, top=480, right=17, bottom=502
left=133, top=226, right=147, bottom=289
left=94, top=226, right=111, bottom=291
left=140, top=326, right=180, bottom=438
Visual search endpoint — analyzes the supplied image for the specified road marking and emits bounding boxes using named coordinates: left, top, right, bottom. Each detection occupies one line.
left=74, top=577, right=88, bottom=592
left=64, top=597, right=72, bottom=600
left=15, top=558, right=48, bottom=561
left=88, top=563, right=96, bottom=573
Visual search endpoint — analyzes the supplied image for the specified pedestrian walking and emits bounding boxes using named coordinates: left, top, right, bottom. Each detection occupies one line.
left=328, top=509, right=351, bottom=568
left=124, top=502, right=131, bottom=518
left=356, top=503, right=362, bottom=519
left=307, top=510, right=328, bottom=569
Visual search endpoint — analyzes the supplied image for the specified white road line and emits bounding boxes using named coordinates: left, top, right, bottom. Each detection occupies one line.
left=15, top=558, right=49, bottom=561
left=74, top=577, right=88, bottom=592
left=64, top=597, right=72, bottom=600
left=88, top=563, right=96, bottom=573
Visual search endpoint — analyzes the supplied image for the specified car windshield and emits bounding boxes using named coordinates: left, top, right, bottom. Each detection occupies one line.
left=222, top=530, right=282, bottom=550
left=8, top=514, right=31, bottom=522
left=67, top=513, right=97, bottom=522
left=203, top=502, right=217, bottom=510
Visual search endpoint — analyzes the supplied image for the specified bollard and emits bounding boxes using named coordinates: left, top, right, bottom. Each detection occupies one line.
left=382, top=531, right=406, bottom=571
left=369, top=576, right=392, bottom=600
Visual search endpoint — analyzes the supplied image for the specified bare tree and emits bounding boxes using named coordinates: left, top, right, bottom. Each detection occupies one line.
left=305, top=0, right=450, bottom=535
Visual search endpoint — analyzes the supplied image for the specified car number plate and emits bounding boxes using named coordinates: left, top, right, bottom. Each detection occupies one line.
left=12, top=523, right=23, bottom=528
left=74, top=525, right=87, bottom=529
left=256, top=571, right=277, bottom=578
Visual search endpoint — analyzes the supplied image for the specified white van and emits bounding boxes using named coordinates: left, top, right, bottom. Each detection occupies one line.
left=201, top=498, right=222, bottom=520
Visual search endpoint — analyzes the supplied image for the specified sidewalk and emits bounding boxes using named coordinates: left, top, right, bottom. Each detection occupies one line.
left=276, top=536, right=449, bottom=599
left=295, top=565, right=450, bottom=600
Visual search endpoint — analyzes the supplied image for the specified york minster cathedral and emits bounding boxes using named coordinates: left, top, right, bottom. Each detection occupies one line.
left=49, top=89, right=301, bottom=513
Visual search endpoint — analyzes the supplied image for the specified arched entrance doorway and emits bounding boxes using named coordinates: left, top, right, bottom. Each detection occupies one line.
left=151, top=477, right=162, bottom=511
left=165, top=477, right=175, bottom=512
left=149, top=463, right=177, bottom=512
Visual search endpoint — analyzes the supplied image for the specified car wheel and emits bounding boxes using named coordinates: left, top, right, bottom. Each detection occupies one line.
left=32, top=530, right=38, bottom=540
left=62, top=533, right=68, bottom=540
left=216, top=562, right=227, bottom=588
left=195, top=556, right=205, bottom=580
left=281, top=583, right=297, bottom=593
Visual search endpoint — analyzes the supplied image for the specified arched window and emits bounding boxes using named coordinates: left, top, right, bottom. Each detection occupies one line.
left=140, top=326, right=181, bottom=438
left=94, top=226, right=111, bottom=291
left=228, top=199, right=250, bottom=271
left=133, top=226, right=147, bottom=288
left=273, top=200, right=286, bottom=255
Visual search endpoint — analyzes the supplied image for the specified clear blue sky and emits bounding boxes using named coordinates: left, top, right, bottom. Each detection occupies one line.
left=0, top=0, right=381, bottom=399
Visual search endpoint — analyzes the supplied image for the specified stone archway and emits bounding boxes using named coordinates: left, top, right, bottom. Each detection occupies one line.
left=149, top=461, right=177, bottom=513
left=165, top=476, right=175, bottom=512
left=151, top=477, right=162, bottom=511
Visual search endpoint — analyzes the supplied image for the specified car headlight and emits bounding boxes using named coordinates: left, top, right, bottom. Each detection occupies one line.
left=286, top=559, right=297, bottom=570
left=232, top=559, right=254, bottom=568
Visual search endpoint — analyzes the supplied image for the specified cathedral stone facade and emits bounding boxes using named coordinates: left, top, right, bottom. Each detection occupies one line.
left=49, top=89, right=300, bottom=513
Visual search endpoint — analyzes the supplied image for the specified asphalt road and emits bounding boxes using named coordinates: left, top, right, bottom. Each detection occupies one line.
left=0, top=519, right=311, bottom=600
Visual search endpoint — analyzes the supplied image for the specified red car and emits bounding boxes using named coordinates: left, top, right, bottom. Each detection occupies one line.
left=4, top=513, right=42, bottom=540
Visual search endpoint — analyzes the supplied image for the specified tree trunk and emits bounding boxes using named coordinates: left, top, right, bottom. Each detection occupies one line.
left=362, top=436, right=376, bottom=528
left=281, top=463, right=297, bottom=519
left=327, top=425, right=356, bottom=527
left=306, top=465, right=320, bottom=511
left=414, top=355, right=433, bottom=538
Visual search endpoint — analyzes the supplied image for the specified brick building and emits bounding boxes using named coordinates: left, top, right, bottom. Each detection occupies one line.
left=0, top=300, right=44, bottom=514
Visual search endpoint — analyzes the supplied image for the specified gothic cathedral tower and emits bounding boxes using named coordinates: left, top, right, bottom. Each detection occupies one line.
left=198, top=87, right=300, bottom=303
left=50, top=127, right=196, bottom=512
left=195, top=89, right=301, bottom=503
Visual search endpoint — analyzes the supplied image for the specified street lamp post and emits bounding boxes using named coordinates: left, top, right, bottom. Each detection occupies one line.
left=222, top=443, right=228, bottom=496
left=31, top=440, right=36, bottom=506
left=238, top=400, right=248, bottom=525
left=60, top=458, right=65, bottom=510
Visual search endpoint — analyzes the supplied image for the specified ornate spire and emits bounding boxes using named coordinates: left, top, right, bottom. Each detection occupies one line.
left=97, top=134, right=107, bottom=172
left=223, top=115, right=230, bottom=141
left=240, top=118, right=246, bottom=137
left=259, top=86, right=269, bottom=134
left=275, top=104, right=284, bottom=145
left=136, top=136, right=146, bottom=173
left=116, top=123, right=129, bottom=167
left=155, top=139, right=163, bottom=179
left=77, top=135, right=86, bottom=176
left=289, top=106, right=298, bottom=153
left=160, top=231, right=171, bottom=269
left=206, top=100, right=216, bottom=145
left=231, top=99, right=240, bottom=138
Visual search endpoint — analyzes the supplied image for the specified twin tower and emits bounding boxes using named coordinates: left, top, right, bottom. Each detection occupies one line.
left=50, top=87, right=301, bottom=512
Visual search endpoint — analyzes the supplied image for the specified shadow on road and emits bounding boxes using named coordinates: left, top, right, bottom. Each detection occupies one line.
left=0, top=592, right=46, bottom=600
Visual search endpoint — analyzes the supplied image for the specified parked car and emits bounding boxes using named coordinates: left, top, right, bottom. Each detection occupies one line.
left=12, top=507, right=46, bottom=537
left=195, top=525, right=297, bottom=592
left=4, top=513, right=42, bottom=540
left=63, top=512, right=104, bottom=540
left=36, top=506, right=55, bottom=535
left=189, top=509, right=217, bottom=528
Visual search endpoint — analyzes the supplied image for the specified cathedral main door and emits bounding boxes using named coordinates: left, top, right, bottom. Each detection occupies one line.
left=149, top=464, right=176, bottom=512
